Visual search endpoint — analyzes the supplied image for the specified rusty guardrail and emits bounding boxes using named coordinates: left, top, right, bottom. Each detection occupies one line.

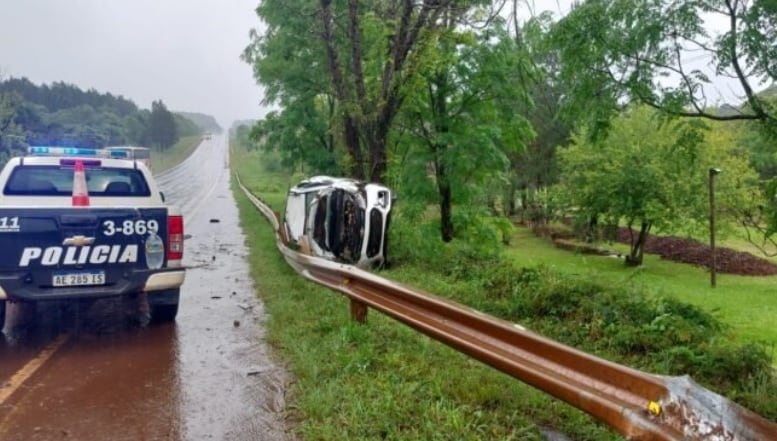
left=237, top=176, right=777, bottom=441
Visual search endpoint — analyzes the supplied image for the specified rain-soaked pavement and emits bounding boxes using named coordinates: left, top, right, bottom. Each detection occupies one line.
left=0, top=135, right=292, bottom=440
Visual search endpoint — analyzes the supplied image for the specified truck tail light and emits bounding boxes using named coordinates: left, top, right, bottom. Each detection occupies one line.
left=167, top=215, right=184, bottom=261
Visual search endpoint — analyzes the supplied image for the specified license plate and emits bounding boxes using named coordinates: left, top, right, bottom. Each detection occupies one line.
left=52, top=271, right=106, bottom=287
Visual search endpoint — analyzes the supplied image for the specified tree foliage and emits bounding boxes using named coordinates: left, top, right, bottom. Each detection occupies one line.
left=242, top=0, right=777, bottom=259
left=176, top=111, right=222, bottom=134
left=148, top=100, right=178, bottom=149
left=245, top=0, right=493, bottom=182
left=243, top=0, right=341, bottom=174
left=250, top=102, right=340, bottom=175
left=550, top=0, right=777, bottom=135
left=396, top=18, right=532, bottom=242
left=508, top=11, right=572, bottom=216
left=0, top=77, right=138, bottom=116
left=0, top=77, right=202, bottom=156
left=0, top=93, right=28, bottom=164
left=558, top=106, right=759, bottom=266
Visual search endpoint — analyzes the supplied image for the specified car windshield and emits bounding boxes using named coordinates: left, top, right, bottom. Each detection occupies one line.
left=3, top=165, right=151, bottom=197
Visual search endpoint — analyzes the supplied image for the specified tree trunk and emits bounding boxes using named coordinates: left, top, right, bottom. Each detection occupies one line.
left=367, top=121, right=389, bottom=183
left=439, top=168, right=454, bottom=242
left=320, top=0, right=365, bottom=180
left=625, top=222, right=651, bottom=266
left=344, top=117, right=365, bottom=180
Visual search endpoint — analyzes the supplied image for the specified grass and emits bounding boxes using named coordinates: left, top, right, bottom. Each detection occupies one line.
left=231, top=145, right=621, bottom=440
left=150, top=135, right=202, bottom=173
left=500, top=227, right=777, bottom=353
left=230, top=143, right=776, bottom=438
left=721, top=233, right=777, bottom=265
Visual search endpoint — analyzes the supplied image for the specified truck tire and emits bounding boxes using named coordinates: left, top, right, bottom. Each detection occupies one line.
left=0, top=300, right=5, bottom=330
left=149, top=288, right=180, bottom=323
left=151, top=303, right=178, bottom=322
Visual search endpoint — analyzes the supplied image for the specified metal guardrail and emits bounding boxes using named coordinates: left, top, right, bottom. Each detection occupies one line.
left=237, top=176, right=777, bottom=441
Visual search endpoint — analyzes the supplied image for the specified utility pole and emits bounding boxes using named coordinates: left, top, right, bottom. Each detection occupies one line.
left=709, top=168, right=721, bottom=288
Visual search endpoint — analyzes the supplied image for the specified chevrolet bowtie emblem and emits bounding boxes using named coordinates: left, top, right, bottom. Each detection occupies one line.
left=62, top=235, right=96, bottom=246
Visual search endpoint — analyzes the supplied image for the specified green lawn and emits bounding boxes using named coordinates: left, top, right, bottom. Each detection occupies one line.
left=504, top=227, right=777, bottom=354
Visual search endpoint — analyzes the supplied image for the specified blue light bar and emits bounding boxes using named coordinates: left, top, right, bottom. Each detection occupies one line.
left=27, top=146, right=129, bottom=159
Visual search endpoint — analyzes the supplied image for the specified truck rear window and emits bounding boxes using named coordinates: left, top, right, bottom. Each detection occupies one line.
left=3, top=165, right=151, bottom=197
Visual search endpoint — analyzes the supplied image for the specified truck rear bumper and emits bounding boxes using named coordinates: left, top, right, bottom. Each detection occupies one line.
left=144, top=270, right=186, bottom=292
left=0, top=267, right=186, bottom=302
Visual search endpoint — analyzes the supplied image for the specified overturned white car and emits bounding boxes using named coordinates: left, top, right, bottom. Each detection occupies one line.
left=283, top=176, right=393, bottom=268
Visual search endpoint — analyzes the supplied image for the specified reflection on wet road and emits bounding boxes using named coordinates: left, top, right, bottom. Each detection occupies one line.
left=0, top=136, right=291, bottom=441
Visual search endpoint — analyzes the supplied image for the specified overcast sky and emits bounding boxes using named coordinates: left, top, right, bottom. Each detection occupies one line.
left=0, top=1, right=749, bottom=131
left=0, top=0, right=266, bottom=129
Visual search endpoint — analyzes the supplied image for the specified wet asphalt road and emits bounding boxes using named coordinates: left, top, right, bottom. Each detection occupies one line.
left=0, top=135, right=291, bottom=440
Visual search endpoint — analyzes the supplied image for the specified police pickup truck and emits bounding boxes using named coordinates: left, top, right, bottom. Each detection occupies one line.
left=0, top=147, right=185, bottom=329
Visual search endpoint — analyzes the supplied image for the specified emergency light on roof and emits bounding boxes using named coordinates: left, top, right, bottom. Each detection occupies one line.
left=27, top=146, right=129, bottom=159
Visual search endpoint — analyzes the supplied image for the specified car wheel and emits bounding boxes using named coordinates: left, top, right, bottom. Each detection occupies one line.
left=150, top=303, right=179, bottom=322
left=149, top=288, right=180, bottom=323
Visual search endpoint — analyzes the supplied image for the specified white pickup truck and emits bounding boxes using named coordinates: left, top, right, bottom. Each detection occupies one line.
left=0, top=147, right=186, bottom=329
left=284, top=176, right=393, bottom=268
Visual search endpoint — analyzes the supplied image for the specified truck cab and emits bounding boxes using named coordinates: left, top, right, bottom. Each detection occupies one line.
left=0, top=147, right=185, bottom=329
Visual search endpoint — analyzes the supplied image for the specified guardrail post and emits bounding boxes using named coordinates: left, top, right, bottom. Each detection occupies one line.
left=350, top=299, right=368, bottom=323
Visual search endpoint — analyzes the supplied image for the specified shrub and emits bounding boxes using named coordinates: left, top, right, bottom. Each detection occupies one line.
left=467, top=264, right=776, bottom=418
left=388, top=210, right=503, bottom=278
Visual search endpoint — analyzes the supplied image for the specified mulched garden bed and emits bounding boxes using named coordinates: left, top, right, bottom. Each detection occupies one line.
left=528, top=223, right=777, bottom=276
left=614, top=228, right=777, bottom=276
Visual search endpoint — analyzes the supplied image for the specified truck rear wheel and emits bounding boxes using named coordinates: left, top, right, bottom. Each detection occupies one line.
left=149, top=288, right=180, bottom=323
left=151, top=304, right=179, bottom=322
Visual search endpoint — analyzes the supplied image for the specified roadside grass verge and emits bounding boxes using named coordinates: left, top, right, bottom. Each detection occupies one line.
left=150, top=135, right=202, bottom=173
left=231, top=146, right=620, bottom=440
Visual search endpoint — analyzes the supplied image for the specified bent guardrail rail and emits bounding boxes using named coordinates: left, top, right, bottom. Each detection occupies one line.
left=237, top=175, right=777, bottom=441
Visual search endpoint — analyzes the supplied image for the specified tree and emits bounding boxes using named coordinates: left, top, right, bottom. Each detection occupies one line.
left=550, top=0, right=777, bottom=136
left=148, top=100, right=177, bottom=149
left=243, top=0, right=340, bottom=175
left=396, top=18, right=532, bottom=242
left=557, top=106, right=759, bottom=266
left=507, top=11, right=572, bottom=218
left=250, top=102, right=340, bottom=175
left=246, top=0, right=490, bottom=182
left=0, top=93, right=28, bottom=163
left=0, top=77, right=138, bottom=116
left=124, top=110, right=150, bottom=145
left=45, top=105, right=126, bottom=148
left=733, top=101, right=777, bottom=255
left=736, top=88, right=777, bottom=179
left=174, top=113, right=202, bottom=138
left=0, top=77, right=163, bottom=148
